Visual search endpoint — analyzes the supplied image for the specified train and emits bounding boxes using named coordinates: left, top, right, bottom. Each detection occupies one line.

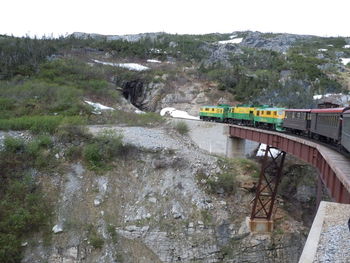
left=199, top=104, right=350, bottom=153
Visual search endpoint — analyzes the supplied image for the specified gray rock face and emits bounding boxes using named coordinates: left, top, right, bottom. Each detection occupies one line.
left=239, top=31, right=314, bottom=53
left=71, top=32, right=164, bottom=42
left=22, top=124, right=307, bottom=263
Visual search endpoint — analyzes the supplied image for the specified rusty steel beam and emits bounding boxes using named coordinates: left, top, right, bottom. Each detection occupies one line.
left=250, top=145, right=286, bottom=220
left=229, top=125, right=350, bottom=204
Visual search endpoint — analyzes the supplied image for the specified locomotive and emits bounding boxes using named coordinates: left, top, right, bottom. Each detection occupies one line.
left=199, top=104, right=350, bottom=153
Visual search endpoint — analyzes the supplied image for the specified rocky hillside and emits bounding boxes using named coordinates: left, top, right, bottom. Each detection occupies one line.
left=0, top=31, right=343, bottom=263
left=68, top=30, right=350, bottom=108
left=7, top=121, right=309, bottom=263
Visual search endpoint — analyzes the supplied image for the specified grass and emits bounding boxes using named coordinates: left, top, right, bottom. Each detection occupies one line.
left=83, top=130, right=130, bottom=170
left=174, top=121, right=189, bottom=135
left=89, top=110, right=164, bottom=127
left=233, top=158, right=260, bottom=178
left=207, top=173, right=237, bottom=195
left=86, top=224, right=104, bottom=249
left=0, top=115, right=85, bottom=134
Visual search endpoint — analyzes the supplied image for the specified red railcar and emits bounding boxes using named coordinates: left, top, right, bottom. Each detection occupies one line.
left=310, top=107, right=350, bottom=142
left=342, top=109, right=350, bottom=152
left=283, top=109, right=311, bottom=134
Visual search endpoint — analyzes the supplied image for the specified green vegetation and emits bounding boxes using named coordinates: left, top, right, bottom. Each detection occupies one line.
left=90, top=110, right=164, bottom=127
left=174, top=121, right=189, bottom=135
left=86, top=224, right=104, bottom=249
left=107, top=224, right=119, bottom=244
left=0, top=137, right=53, bottom=262
left=83, top=130, right=130, bottom=170
left=233, top=158, right=260, bottom=178
left=207, top=173, right=237, bottom=195
left=200, top=210, right=213, bottom=225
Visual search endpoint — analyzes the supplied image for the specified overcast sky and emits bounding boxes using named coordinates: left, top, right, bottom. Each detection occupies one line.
left=1, top=0, right=349, bottom=38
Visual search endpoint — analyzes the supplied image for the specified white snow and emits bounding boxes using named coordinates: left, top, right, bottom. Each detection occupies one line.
left=340, top=58, right=350, bottom=65
left=160, top=107, right=200, bottom=120
left=313, top=93, right=350, bottom=105
left=149, top=48, right=163, bottom=54
left=218, top=38, right=243, bottom=45
left=256, top=144, right=280, bottom=158
left=318, top=48, right=328, bottom=52
left=92, top=59, right=149, bottom=71
left=85, top=100, right=115, bottom=114
left=313, top=93, right=343, bottom=100
left=344, top=45, right=350, bottom=49
left=147, top=59, right=161, bottom=63
left=229, top=35, right=237, bottom=39
left=52, top=224, right=63, bottom=234
left=135, top=109, right=145, bottom=114
left=328, top=44, right=334, bottom=47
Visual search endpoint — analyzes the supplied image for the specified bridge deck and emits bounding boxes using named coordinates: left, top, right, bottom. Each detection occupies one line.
left=228, top=125, right=350, bottom=203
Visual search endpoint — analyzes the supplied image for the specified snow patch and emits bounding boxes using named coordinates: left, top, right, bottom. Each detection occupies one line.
left=340, top=58, right=350, bottom=65
left=160, top=107, right=200, bottom=120
left=92, top=59, right=149, bottom=71
left=229, top=34, right=237, bottom=39
left=147, top=59, right=161, bottom=63
left=135, top=109, right=145, bottom=114
left=344, top=45, right=350, bottom=49
left=318, top=48, right=328, bottom=52
left=313, top=93, right=350, bottom=105
left=256, top=144, right=280, bottom=158
left=85, top=100, right=115, bottom=114
left=218, top=38, right=243, bottom=45
left=52, top=224, right=63, bottom=234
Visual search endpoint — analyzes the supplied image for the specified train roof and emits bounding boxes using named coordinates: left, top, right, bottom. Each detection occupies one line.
left=201, top=105, right=228, bottom=108
left=285, top=109, right=312, bottom=112
left=255, top=107, right=286, bottom=111
left=343, top=109, right=350, bottom=114
left=311, top=107, right=350, bottom=113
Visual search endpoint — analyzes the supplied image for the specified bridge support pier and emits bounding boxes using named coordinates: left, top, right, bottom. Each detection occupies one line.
left=249, top=145, right=286, bottom=233
left=226, top=136, right=245, bottom=158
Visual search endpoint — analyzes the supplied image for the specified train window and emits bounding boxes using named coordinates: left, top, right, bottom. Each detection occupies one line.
left=273, top=112, right=277, bottom=116
left=257, top=111, right=260, bottom=116
left=212, top=109, right=214, bottom=112
left=267, top=111, right=271, bottom=115
left=205, top=108, right=209, bottom=111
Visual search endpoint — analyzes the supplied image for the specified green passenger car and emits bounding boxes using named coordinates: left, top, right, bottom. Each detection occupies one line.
left=199, top=104, right=230, bottom=122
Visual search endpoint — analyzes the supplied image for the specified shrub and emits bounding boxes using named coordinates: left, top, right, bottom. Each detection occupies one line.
left=174, top=121, right=189, bottom=135
left=83, top=130, right=128, bottom=170
left=0, top=172, right=51, bottom=263
left=89, top=235, right=104, bottom=249
left=83, top=143, right=102, bottom=168
left=234, top=158, right=260, bottom=178
left=0, top=97, right=15, bottom=110
left=107, top=224, right=118, bottom=243
left=56, top=117, right=89, bottom=143
left=207, top=173, right=237, bottom=195
left=3, top=137, right=25, bottom=153
left=65, top=145, right=82, bottom=161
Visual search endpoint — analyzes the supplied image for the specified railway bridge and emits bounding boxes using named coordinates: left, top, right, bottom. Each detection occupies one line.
left=227, top=124, right=350, bottom=232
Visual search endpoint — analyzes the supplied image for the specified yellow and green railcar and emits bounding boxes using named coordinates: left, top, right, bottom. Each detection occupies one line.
left=254, top=107, right=286, bottom=131
left=227, top=104, right=269, bottom=125
left=199, top=104, right=230, bottom=122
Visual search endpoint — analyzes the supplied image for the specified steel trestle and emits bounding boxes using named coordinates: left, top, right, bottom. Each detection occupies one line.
left=250, top=145, right=286, bottom=220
